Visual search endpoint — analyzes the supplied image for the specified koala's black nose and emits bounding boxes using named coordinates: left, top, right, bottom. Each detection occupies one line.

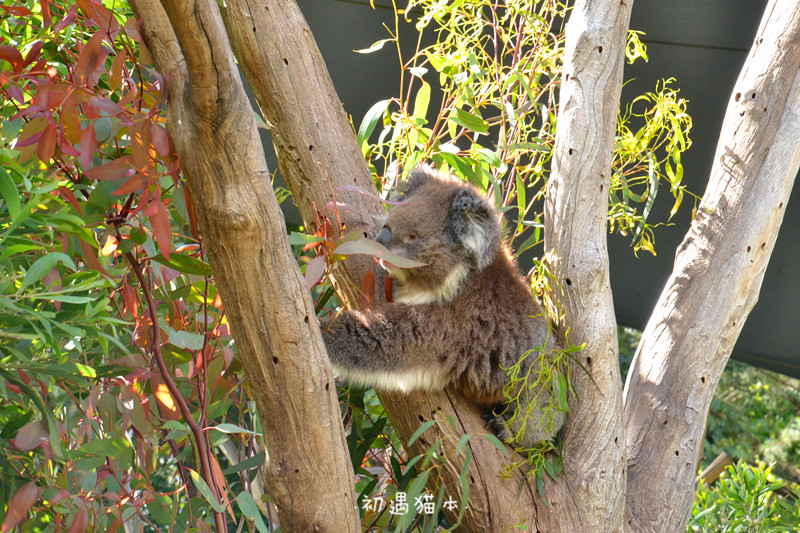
left=376, top=227, right=392, bottom=247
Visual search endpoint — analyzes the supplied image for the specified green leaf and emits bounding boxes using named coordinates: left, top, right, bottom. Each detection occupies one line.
left=288, top=232, right=326, bottom=246
left=236, top=491, right=270, bottom=533
left=21, top=252, right=77, bottom=290
left=222, top=451, right=266, bottom=476
left=187, top=468, right=225, bottom=513
left=407, top=419, right=437, bottom=446
left=0, top=165, right=20, bottom=217
left=151, top=253, right=212, bottom=277
left=449, top=108, right=489, bottom=133
left=79, top=436, right=131, bottom=457
left=358, top=99, right=390, bottom=147
left=210, top=423, right=261, bottom=436
left=412, top=80, right=431, bottom=124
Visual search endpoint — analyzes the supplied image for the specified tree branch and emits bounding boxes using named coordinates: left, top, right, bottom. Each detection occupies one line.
left=624, top=2, right=800, bottom=531
left=542, top=0, right=632, bottom=529
left=130, top=0, right=360, bottom=530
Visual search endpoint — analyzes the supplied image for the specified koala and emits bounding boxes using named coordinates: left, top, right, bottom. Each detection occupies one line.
left=321, top=166, right=565, bottom=449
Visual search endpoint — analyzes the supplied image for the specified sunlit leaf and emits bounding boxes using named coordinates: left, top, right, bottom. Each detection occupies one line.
left=333, top=238, right=425, bottom=269
left=1, top=482, right=41, bottom=533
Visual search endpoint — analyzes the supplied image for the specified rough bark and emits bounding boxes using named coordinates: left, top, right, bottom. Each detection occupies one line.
left=220, top=0, right=379, bottom=308
left=223, top=0, right=635, bottom=530
left=543, top=0, right=632, bottom=530
left=623, top=2, right=800, bottom=531
left=128, top=1, right=360, bottom=531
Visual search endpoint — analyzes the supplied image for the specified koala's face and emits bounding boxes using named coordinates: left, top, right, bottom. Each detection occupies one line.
left=375, top=168, right=500, bottom=305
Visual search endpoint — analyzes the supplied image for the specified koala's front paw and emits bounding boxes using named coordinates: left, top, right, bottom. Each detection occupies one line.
left=482, top=405, right=513, bottom=443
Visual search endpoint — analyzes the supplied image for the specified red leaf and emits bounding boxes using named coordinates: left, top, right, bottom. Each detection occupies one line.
left=23, top=41, right=44, bottom=70
left=40, top=0, right=52, bottom=28
left=13, top=420, right=48, bottom=451
left=0, top=5, right=32, bottom=16
left=61, top=100, right=83, bottom=144
left=84, top=156, right=134, bottom=182
left=360, top=269, right=376, bottom=309
left=76, top=0, right=119, bottom=35
left=121, top=282, right=138, bottom=319
left=109, top=49, right=126, bottom=91
left=182, top=186, right=199, bottom=240
left=305, top=256, right=325, bottom=289
left=111, top=173, right=149, bottom=195
left=54, top=4, right=78, bottom=34
left=74, top=32, right=110, bottom=85
left=86, top=95, right=123, bottom=117
left=0, top=45, right=24, bottom=72
left=151, top=123, right=171, bottom=157
left=16, top=117, right=46, bottom=148
left=146, top=199, right=171, bottom=259
left=384, top=274, right=394, bottom=303
left=67, top=506, right=87, bottom=533
left=79, top=121, right=97, bottom=169
left=58, top=186, right=83, bottom=214
left=37, top=121, right=57, bottom=163
left=77, top=238, right=110, bottom=277
left=1, top=482, right=41, bottom=533
left=130, top=119, right=152, bottom=172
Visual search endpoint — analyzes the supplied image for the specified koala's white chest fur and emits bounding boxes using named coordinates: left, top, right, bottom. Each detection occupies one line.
left=393, top=263, right=469, bottom=305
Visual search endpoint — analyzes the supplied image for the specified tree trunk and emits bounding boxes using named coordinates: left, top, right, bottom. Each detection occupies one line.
left=128, top=1, right=360, bottom=531
left=542, top=0, right=632, bottom=530
left=623, top=2, right=800, bottom=531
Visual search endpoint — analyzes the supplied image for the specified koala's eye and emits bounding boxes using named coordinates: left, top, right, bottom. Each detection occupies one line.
left=403, top=233, right=419, bottom=244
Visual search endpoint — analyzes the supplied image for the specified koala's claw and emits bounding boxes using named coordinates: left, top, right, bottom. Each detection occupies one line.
left=483, top=406, right=513, bottom=443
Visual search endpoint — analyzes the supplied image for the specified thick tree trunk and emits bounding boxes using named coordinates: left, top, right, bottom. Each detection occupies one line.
left=623, top=3, right=800, bottom=531
left=542, top=0, right=632, bottom=530
left=128, top=1, right=360, bottom=531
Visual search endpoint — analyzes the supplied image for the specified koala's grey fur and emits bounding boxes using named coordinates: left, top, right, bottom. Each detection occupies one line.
left=322, top=166, right=565, bottom=448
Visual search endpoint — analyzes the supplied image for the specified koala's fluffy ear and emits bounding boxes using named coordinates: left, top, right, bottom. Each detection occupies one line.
left=448, top=188, right=499, bottom=269
left=401, top=165, right=436, bottom=198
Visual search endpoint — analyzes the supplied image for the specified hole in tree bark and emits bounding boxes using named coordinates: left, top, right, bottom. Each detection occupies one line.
left=565, top=278, right=572, bottom=285
left=701, top=376, right=706, bottom=383
left=283, top=58, right=289, bottom=65
left=272, top=357, right=278, bottom=364
left=418, top=414, right=425, bottom=422
left=675, top=450, right=679, bottom=456
left=598, top=46, right=603, bottom=53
